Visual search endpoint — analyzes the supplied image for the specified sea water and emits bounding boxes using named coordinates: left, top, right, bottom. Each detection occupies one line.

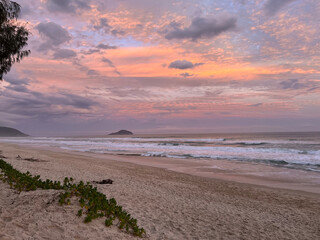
left=1, top=132, right=320, bottom=173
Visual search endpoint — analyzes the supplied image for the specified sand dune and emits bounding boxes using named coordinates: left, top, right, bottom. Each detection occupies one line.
left=0, top=143, right=319, bottom=239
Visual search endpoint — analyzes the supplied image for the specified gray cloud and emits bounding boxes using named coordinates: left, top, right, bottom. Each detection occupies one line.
left=1, top=83, right=98, bottom=121
left=6, top=84, right=29, bottom=93
left=82, top=49, right=100, bottom=55
left=280, top=79, right=306, bottom=90
left=97, top=43, right=117, bottom=50
left=93, top=18, right=111, bottom=32
left=4, top=74, right=30, bottom=86
left=165, top=16, right=237, bottom=41
left=180, top=72, right=193, bottom=78
left=46, top=0, right=91, bottom=13
left=81, top=43, right=117, bottom=55
left=250, top=103, right=262, bottom=107
left=110, top=29, right=125, bottom=36
left=53, top=48, right=77, bottom=59
left=72, top=59, right=101, bottom=77
left=278, top=79, right=319, bottom=92
left=101, top=57, right=121, bottom=75
left=93, top=18, right=125, bottom=36
left=169, top=60, right=204, bottom=69
left=87, top=69, right=100, bottom=76
left=0, top=73, right=102, bottom=135
left=263, top=0, right=296, bottom=16
left=50, top=92, right=96, bottom=109
left=36, top=22, right=71, bottom=51
left=101, top=57, right=114, bottom=66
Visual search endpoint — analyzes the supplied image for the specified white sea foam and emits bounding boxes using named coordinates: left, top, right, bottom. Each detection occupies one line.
left=1, top=135, right=319, bottom=171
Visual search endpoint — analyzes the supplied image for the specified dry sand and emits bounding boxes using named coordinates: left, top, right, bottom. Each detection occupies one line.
left=0, top=143, right=319, bottom=240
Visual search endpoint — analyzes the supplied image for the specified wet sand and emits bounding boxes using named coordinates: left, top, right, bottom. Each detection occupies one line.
left=0, top=143, right=320, bottom=239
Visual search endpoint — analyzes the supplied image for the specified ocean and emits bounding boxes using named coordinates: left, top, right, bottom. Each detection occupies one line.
left=1, top=132, right=319, bottom=173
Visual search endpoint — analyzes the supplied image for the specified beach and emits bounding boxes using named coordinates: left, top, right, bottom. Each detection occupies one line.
left=1, top=0, right=319, bottom=238
left=0, top=142, right=319, bottom=239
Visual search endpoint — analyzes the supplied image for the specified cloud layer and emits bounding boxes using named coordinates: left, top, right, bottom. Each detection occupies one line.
left=0, top=0, right=319, bottom=135
left=165, top=16, right=237, bottom=41
left=36, top=22, right=71, bottom=51
left=46, top=0, right=91, bottom=13
left=168, top=60, right=204, bottom=69
left=263, top=0, right=296, bottom=16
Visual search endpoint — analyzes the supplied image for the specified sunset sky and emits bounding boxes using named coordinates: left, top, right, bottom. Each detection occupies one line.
left=1, top=0, right=319, bottom=136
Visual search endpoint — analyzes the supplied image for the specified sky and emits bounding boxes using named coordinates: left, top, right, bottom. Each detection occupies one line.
left=0, top=0, right=319, bottom=136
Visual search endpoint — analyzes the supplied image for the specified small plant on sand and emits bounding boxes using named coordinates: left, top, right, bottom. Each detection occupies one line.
left=58, top=178, right=145, bottom=237
left=0, top=159, right=145, bottom=237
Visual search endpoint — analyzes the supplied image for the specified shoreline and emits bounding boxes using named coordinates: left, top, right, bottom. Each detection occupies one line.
left=1, top=143, right=320, bottom=239
left=1, top=142, right=319, bottom=195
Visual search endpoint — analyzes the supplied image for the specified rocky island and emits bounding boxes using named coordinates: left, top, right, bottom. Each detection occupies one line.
left=108, top=130, right=133, bottom=135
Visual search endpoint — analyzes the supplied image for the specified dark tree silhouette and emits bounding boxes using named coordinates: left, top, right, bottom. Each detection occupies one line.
left=0, top=0, right=30, bottom=80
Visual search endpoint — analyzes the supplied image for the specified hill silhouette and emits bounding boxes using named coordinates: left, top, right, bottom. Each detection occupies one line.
left=0, top=127, right=28, bottom=137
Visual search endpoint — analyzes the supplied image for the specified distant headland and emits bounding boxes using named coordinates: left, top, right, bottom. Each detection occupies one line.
left=109, top=130, right=133, bottom=135
left=0, top=127, right=28, bottom=137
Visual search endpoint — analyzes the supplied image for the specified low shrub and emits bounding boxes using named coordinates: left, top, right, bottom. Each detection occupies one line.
left=0, top=159, right=145, bottom=237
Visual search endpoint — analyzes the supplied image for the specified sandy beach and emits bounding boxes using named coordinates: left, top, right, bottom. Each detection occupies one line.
left=0, top=143, right=320, bottom=240
left=1, top=0, right=320, bottom=239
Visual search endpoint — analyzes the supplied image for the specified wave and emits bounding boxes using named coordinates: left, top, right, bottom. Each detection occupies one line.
left=141, top=152, right=320, bottom=172
left=1, top=136, right=319, bottom=147
left=158, top=142, right=182, bottom=146
left=142, top=152, right=194, bottom=159
left=1, top=136, right=319, bottom=172
left=234, top=142, right=267, bottom=146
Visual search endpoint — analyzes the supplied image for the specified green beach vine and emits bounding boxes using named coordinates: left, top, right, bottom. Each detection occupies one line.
left=0, top=158, right=145, bottom=237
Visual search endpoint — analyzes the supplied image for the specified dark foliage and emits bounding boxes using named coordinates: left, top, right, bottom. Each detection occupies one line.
left=0, top=0, right=30, bottom=80
left=93, top=179, right=113, bottom=184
